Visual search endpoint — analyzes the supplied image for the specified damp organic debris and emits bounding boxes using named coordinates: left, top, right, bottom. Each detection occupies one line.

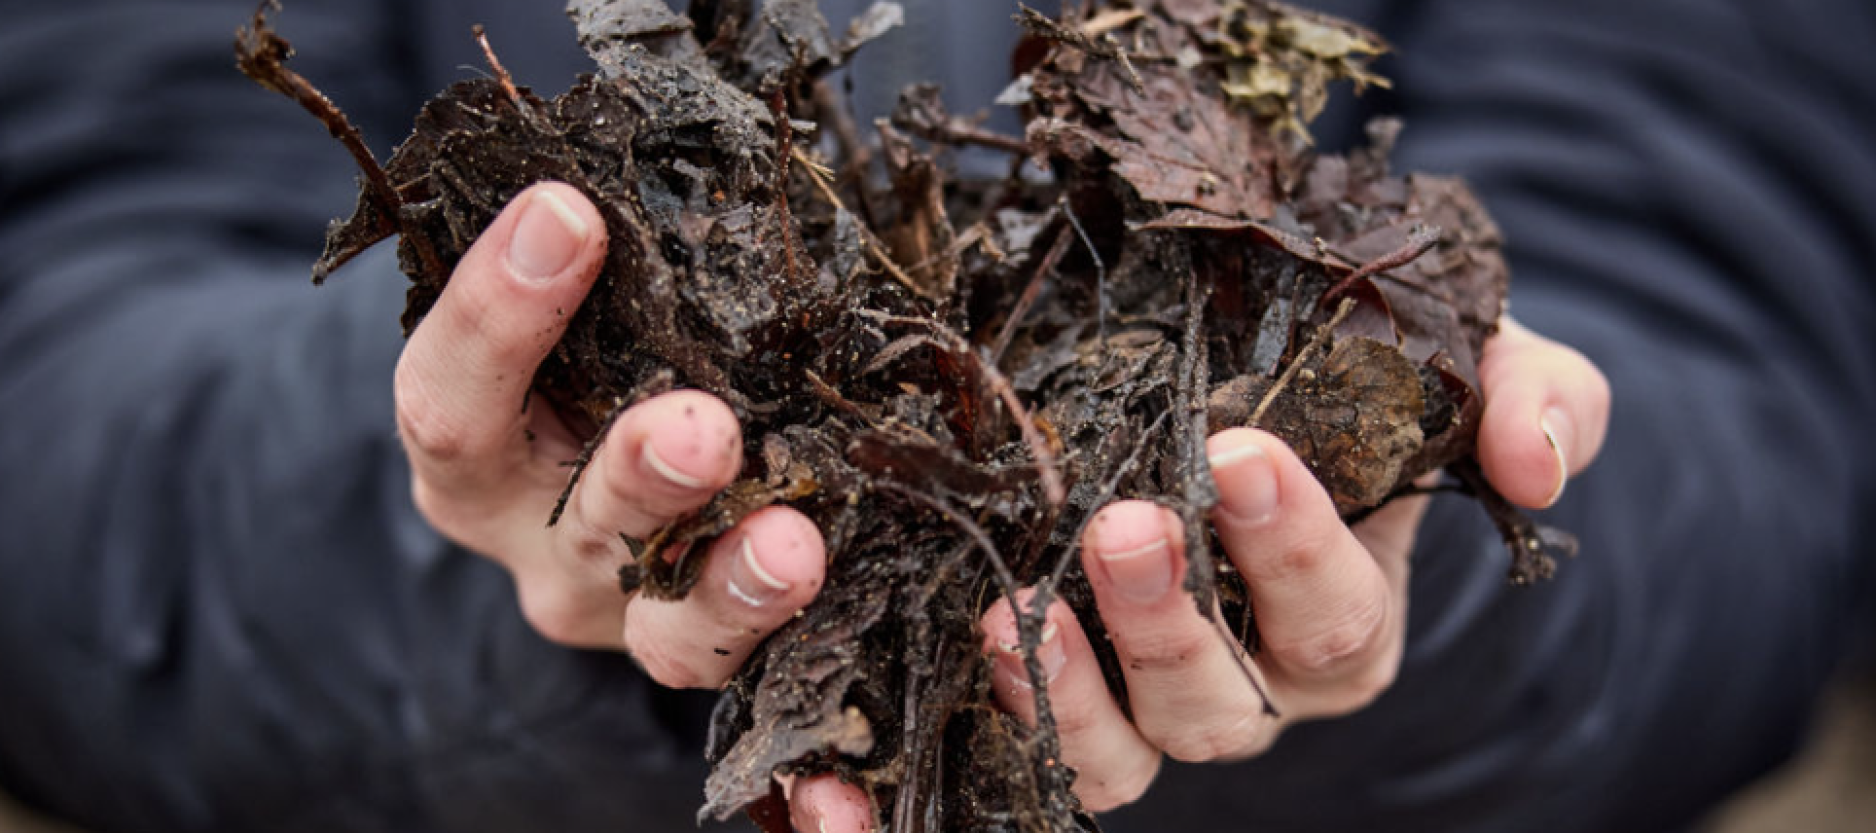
left=238, top=0, right=1575, bottom=830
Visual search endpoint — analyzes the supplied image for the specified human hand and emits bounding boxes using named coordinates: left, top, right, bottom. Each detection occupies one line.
left=395, top=182, right=826, bottom=688
left=789, top=321, right=1609, bottom=829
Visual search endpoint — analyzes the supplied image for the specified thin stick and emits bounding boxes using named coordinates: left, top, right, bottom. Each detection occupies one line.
left=549, top=399, right=628, bottom=527
left=236, top=3, right=442, bottom=283
left=1061, top=199, right=1107, bottom=345
left=1210, top=610, right=1281, bottom=718
left=1248, top=297, right=1354, bottom=428
left=1037, top=407, right=1170, bottom=606
left=811, top=79, right=871, bottom=175
left=909, top=117, right=1031, bottom=156
left=1318, top=225, right=1441, bottom=307
left=875, top=483, right=1067, bottom=789
left=548, top=369, right=674, bottom=527
left=792, top=147, right=923, bottom=296
left=472, top=25, right=518, bottom=101
left=989, top=228, right=1071, bottom=367
left=983, top=357, right=1068, bottom=507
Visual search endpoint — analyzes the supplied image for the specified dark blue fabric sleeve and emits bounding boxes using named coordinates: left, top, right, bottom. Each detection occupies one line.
left=0, top=3, right=722, bottom=831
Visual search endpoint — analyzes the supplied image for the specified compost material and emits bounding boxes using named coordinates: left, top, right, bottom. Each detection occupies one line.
left=238, top=1, right=1573, bottom=829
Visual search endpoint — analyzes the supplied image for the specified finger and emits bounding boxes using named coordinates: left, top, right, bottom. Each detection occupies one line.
left=623, top=506, right=825, bottom=687
left=506, top=390, right=742, bottom=648
left=395, top=182, right=604, bottom=492
left=1081, top=500, right=1280, bottom=763
left=982, top=592, right=1161, bottom=811
left=1476, top=318, right=1612, bottom=509
left=791, top=774, right=874, bottom=833
left=1207, top=429, right=1401, bottom=715
left=567, top=389, right=743, bottom=542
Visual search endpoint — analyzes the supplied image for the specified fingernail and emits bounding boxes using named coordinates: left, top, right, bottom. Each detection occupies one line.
left=508, top=189, right=589, bottom=282
left=1540, top=407, right=1571, bottom=506
left=1095, top=533, right=1174, bottom=605
left=997, top=621, right=1067, bottom=689
left=726, top=537, right=790, bottom=607
left=1210, top=440, right=1279, bottom=526
left=642, top=441, right=710, bottom=490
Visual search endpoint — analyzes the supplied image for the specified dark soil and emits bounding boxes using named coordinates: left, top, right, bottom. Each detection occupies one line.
left=238, top=2, right=1572, bottom=830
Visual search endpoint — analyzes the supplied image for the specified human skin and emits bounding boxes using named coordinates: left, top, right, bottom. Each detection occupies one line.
left=398, top=183, right=1610, bottom=831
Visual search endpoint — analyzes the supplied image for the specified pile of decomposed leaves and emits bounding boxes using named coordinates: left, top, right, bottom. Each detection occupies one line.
left=238, top=1, right=1573, bottom=830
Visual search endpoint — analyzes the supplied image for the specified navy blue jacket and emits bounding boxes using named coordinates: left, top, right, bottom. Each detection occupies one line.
left=3, top=1, right=1873, bottom=831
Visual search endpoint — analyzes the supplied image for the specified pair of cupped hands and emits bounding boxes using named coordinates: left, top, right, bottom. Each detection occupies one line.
left=398, top=183, right=1609, bottom=831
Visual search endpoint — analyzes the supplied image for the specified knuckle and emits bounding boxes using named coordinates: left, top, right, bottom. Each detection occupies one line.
left=1115, top=627, right=1214, bottom=675
left=1245, top=530, right=1338, bottom=584
left=1048, top=700, right=1108, bottom=740
left=1153, top=715, right=1274, bottom=763
left=1273, top=595, right=1388, bottom=676
left=1318, top=644, right=1401, bottom=716
left=448, top=277, right=535, bottom=367
left=393, top=360, right=496, bottom=466
left=562, top=516, right=632, bottom=572
left=396, top=393, right=475, bottom=464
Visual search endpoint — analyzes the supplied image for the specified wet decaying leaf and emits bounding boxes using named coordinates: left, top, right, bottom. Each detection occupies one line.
left=239, top=0, right=1574, bottom=829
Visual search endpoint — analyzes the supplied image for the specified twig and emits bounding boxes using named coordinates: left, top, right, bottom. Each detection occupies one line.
left=235, top=2, right=443, bottom=283
left=1210, top=612, right=1281, bottom=718
left=1248, top=297, right=1354, bottom=428
left=874, top=483, right=1069, bottom=798
left=1040, top=408, right=1171, bottom=599
left=1015, top=4, right=1146, bottom=94
left=909, top=118, right=1032, bottom=156
left=548, top=369, right=675, bottom=527
left=1172, top=251, right=1279, bottom=717
left=988, top=227, right=1071, bottom=367
left=811, top=79, right=871, bottom=177
left=1061, top=198, right=1106, bottom=345
left=791, top=147, right=924, bottom=296
left=1318, top=224, right=1441, bottom=308
left=549, top=400, right=628, bottom=528
left=472, top=25, right=518, bottom=102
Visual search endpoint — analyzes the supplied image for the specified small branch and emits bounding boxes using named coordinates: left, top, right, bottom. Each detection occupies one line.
left=1040, top=407, right=1170, bottom=598
left=982, top=353, right=1068, bottom=508
left=1061, top=198, right=1106, bottom=345
left=792, top=147, right=925, bottom=297
left=549, top=369, right=675, bottom=527
left=1209, top=613, right=1281, bottom=718
left=913, top=119, right=1032, bottom=156
left=1248, top=297, right=1354, bottom=428
left=549, top=399, right=628, bottom=528
left=988, top=228, right=1071, bottom=367
left=1318, top=224, right=1441, bottom=308
left=874, top=483, right=1068, bottom=791
left=473, top=25, right=519, bottom=102
left=811, top=79, right=871, bottom=174
left=1015, top=4, right=1146, bottom=94
left=236, top=2, right=443, bottom=282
